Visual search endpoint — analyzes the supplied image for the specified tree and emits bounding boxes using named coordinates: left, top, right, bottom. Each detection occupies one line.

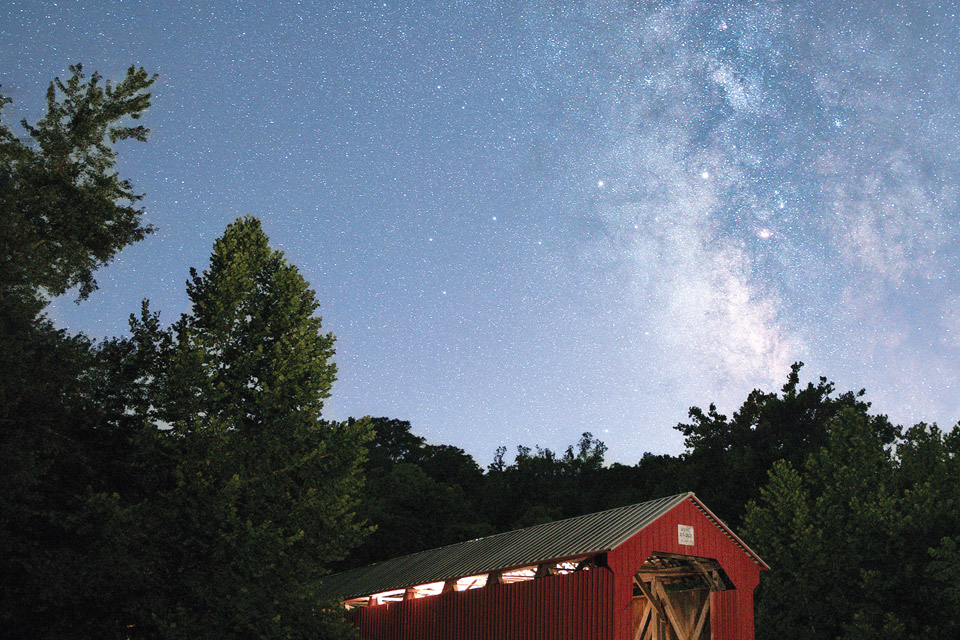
left=362, top=417, right=428, bottom=469
left=340, top=417, right=488, bottom=569
left=743, top=410, right=960, bottom=640
left=675, top=362, right=896, bottom=527
left=135, top=217, right=369, bottom=639
left=1, top=64, right=155, bottom=314
left=1, top=66, right=367, bottom=638
left=346, top=462, right=488, bottom=568
left=600, top=453, right=687, bottom=511
left=857, top=422, right=960, bottom=639
left=361, top=417, right=483, bottom=490
left=0, top=64, right=156, bottom=639
left=479, top=433, right=609, bottom=531
left=416, top=442, right=484, bottom=489
left=743, top=408, right=895, bottom=639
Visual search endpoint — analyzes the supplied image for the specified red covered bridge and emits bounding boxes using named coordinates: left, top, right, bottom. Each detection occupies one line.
left=319, top=492, right=767, bottom=640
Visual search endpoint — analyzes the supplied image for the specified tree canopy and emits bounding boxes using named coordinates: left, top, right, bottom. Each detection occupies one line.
left=743, top=412, right=960, bottom=639
left=129, top=217, right=372, bottom=638
left=1, top=64, right=155, bottom=313
left=674, top=362, right=896, bottom=527
left=0, top=64, right=159, bottom=639
left=1, top=68, right=366, bottom=640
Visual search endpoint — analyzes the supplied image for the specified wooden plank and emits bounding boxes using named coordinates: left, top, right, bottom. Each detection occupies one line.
left=653, top=580, right=688, bottom=640
left=637, top=566, right=699, bottom=578
left=690, top=559, right=724, bottom=591
left=690, top=594, right=711, bottom=640
left=636, top=566, right=702, bottom=577
left=634, top=600, right=652, bottom=640
left=633, top=576, right=669, bottom=623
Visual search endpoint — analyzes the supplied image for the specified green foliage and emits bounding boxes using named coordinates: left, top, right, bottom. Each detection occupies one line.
left=676, top=362, right=895, bottom=527
left=929, top=535, right=960, bottom=636
left=349, top=462, right=487, bottom=567
left=132, top=217, right=371, bottom=639
left=342, top=417, right=487, bottom=568
left=1, top=66, right=365, bottom=638
left=0, top=64, right=159, bottom=639
left=0, top=64, right=155, bottom=310
left=339, top=426, right=624, bottom=568
left=363, top=417, right=428, bottom=467
left=479, top=432, right=610, bottom=531
left=600, top=453, right=687, bottom=511
left=744, top=410, right=960, bottom=640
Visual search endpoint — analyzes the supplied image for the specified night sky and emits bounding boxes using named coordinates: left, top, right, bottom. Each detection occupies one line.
left=4, top=1, right=959, bottom=463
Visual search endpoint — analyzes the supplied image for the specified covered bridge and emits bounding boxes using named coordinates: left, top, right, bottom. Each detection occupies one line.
left=319, top=492, right=767, bottom=640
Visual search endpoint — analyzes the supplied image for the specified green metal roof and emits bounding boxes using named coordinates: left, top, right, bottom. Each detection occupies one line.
left=318, top=493, right=693, bottom=601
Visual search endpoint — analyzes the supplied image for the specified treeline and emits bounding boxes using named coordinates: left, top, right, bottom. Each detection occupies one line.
left=3, top=65, right=959, bottom=640
left=346, top=369, right=960, bottom=638
left=345, top=363, right=891, bottom=566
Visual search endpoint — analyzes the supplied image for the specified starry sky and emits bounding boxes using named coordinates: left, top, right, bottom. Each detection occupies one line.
left=3, top=1, right=959, bottom=463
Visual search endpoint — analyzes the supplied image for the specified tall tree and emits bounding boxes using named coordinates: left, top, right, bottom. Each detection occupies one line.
left=137, top=217, right=369, bottom=639
left=742, top=408, right=894, bottom=640
left=0, top=65, right=156, bottom=639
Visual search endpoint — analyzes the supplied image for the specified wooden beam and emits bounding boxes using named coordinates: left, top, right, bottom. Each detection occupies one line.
left=633, top=576, right=669, bottom=623
left=535, top=563, right=555, bottom=579
left=690, top=594, right=711, bottom=640
left=634, top=600, right=652, bottom=640
left=636, top=566, right=702, bottom=577
left=653, top=579, right=689, bottom=640
left=690, top=559, right=724, bottom=591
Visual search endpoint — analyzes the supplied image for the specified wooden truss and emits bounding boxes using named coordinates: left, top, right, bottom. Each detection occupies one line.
left=631, top=554, right=730, bottom=640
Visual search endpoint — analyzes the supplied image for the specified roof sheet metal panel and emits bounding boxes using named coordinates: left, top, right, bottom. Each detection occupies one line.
left=318, top=492, right=690, bottom=601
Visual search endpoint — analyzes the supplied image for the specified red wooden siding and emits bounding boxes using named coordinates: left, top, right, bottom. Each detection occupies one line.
left=343, top=496, right=762, bottom=640
left=607, top=499, right=761, bottom=640
left=347, top=566, right=614, bottom=640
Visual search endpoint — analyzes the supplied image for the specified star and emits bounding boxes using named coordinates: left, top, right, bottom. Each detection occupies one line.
left=20, top=0, right=960, bottom=465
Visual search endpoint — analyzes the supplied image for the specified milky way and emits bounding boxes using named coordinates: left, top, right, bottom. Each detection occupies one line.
left=3, top=1, right=958, bottom=462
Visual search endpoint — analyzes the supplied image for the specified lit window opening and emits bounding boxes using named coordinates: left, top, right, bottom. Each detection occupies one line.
left=341, top=555, right=595, bottom=609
